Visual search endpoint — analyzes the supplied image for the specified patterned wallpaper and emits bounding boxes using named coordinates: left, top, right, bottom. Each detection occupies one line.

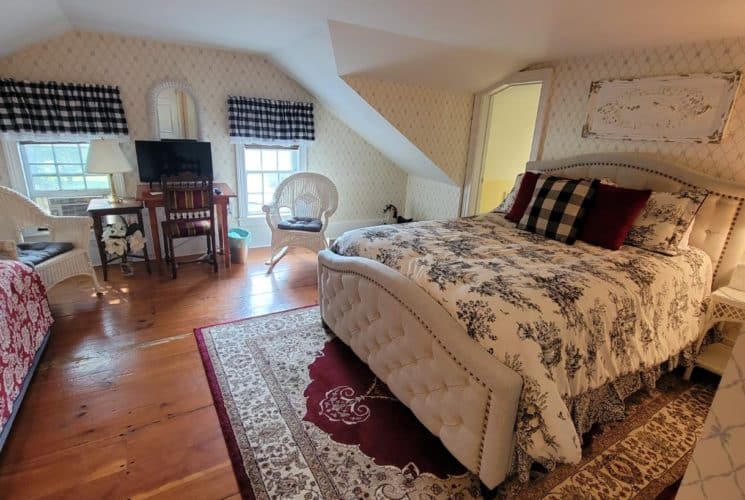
left=0, top=31, right=407, bottom=224
left=404, top=175, right=461, bottom=221
left=678, top=335, right=745, bottom=499
left=12, top=34, right=745, bottom=226
left=537, top=36, right=745, bottom=182
left=397, top=35, right=745, bottom=221
left=343, top=75, right=473, bottom=185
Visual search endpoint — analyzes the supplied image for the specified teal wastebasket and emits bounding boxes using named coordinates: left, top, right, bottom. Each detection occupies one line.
left=228, top=228, right=251, bottom=264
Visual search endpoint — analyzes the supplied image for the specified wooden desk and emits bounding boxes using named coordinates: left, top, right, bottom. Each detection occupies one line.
left=136, top=183, right=237, bottom=268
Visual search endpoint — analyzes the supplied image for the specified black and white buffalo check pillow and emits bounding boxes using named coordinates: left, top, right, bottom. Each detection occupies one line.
left=517, top=175, right=598, bottom=244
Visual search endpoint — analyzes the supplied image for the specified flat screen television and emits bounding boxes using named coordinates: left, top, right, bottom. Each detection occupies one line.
left=135, top=140, right=213, bottom=184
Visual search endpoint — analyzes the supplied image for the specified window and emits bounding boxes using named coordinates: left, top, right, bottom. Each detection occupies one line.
left=18, top=142, right=110, bottom=215
left=236, top=145, right=305, bottom=218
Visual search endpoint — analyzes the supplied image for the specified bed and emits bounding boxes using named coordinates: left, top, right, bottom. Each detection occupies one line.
left=0, top=259, right=54, bottom=450
left=317, top=153, right=745, bottom=488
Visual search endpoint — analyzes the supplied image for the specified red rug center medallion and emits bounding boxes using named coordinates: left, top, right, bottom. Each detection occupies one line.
left=303, top=338, right=466, bottom=479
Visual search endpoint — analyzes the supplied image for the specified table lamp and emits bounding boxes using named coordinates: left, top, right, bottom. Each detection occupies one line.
left=86, top=139, right=132, bottom=203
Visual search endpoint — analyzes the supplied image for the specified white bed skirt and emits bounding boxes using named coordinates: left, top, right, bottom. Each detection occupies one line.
left=318, top=249, right=522, bottom=488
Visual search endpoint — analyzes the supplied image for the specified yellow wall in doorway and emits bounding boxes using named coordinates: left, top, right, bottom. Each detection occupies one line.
left=478, top=83, right=541, bottom=213
left=479, top=180, right=515, bottom=213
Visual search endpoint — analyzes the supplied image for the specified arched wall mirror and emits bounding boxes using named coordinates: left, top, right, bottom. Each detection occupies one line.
left=149, top=81, right=203, bottom=140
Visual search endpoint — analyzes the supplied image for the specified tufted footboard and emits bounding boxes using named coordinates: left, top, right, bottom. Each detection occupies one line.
left=318, top=249, right=523, bottom=488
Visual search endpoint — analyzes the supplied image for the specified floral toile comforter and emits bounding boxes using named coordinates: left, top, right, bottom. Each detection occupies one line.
left=0, top=260, right=53, bottom=435
left=331, top=213, right=711, bottom=470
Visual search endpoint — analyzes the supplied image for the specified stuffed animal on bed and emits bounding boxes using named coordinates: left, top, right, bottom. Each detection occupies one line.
left=383, top=204, right=413, bottom=224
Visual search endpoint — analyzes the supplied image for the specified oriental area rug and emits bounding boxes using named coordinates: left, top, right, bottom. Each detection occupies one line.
left=194, top=306, right=714, bottom=499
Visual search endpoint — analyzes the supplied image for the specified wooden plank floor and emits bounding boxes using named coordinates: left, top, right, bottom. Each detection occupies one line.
left=0, top=248, right=319, bottom=499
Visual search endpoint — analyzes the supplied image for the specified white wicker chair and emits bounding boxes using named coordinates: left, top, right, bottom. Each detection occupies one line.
left=262, top=172, right=338, bottom=272
left=0, top=186, right=101, bottom=293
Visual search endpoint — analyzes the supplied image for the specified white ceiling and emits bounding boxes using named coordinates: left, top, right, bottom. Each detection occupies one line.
left=4, top=0, right=745, bottom=90
left=3, top=0, right=745, bottom=181
left=0, top=1, right=71, bottom=58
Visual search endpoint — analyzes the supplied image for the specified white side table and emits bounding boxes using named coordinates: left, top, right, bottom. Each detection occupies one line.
left=684, top=286, right=745, bottom=380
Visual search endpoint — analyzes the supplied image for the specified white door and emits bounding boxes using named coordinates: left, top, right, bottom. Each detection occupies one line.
left=463, top=69, right=553, bottom=216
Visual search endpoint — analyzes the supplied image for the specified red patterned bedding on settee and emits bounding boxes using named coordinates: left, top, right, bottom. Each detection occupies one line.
left=0, top=260, right=53, bottom=432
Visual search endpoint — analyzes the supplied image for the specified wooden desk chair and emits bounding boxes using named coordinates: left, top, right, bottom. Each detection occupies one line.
left=161, top=175, right=218, bottom=279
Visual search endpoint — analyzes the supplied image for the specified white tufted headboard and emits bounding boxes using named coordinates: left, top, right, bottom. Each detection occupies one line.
left=526, top=153, right=745, bottom=289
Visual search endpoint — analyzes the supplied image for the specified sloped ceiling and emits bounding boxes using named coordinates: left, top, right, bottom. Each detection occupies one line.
left=343, top=75, right=473, bottom=184
left=329, top=20, right=522, bottom=92
left=7, top=0, right=745, bottom=83
left=3, top=0, right=745, bottom=184
left=270, top=27, right=452, bottom=183
left=0, top=1, right=71, bottom=57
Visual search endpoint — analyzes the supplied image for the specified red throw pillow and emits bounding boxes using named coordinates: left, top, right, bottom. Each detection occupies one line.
left=505, top=171, right=541, bottom=222
left=579, top=184, right=651, bottom=250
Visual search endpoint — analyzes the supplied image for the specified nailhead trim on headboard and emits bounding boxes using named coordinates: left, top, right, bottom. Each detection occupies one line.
left=538, top=161, right=745, bottom=283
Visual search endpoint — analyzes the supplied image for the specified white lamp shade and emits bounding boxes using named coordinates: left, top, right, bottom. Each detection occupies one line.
left=86, top=140, right=133, bottom=174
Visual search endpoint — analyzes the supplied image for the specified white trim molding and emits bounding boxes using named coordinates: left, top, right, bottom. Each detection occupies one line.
left=1, top=141, right=29, bottom=195
left=461, top=68, right=553, bottom=216
left=0, top=132, right=129, bottom=143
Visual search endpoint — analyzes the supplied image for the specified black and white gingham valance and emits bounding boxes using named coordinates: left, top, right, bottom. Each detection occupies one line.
left=228, top=96, right=314, bottom=144
left=0, top=78, right=129, bottom=141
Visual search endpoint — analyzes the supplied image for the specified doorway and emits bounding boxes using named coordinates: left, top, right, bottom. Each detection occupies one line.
left=478, top=83, right=541, bottom=212
left=463, top=69, right=553, bottom=215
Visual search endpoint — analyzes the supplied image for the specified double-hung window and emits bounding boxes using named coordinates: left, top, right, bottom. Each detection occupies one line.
left=236, top=145, right=306, bottom=219
left=18, top=142, right=110, bottom=216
